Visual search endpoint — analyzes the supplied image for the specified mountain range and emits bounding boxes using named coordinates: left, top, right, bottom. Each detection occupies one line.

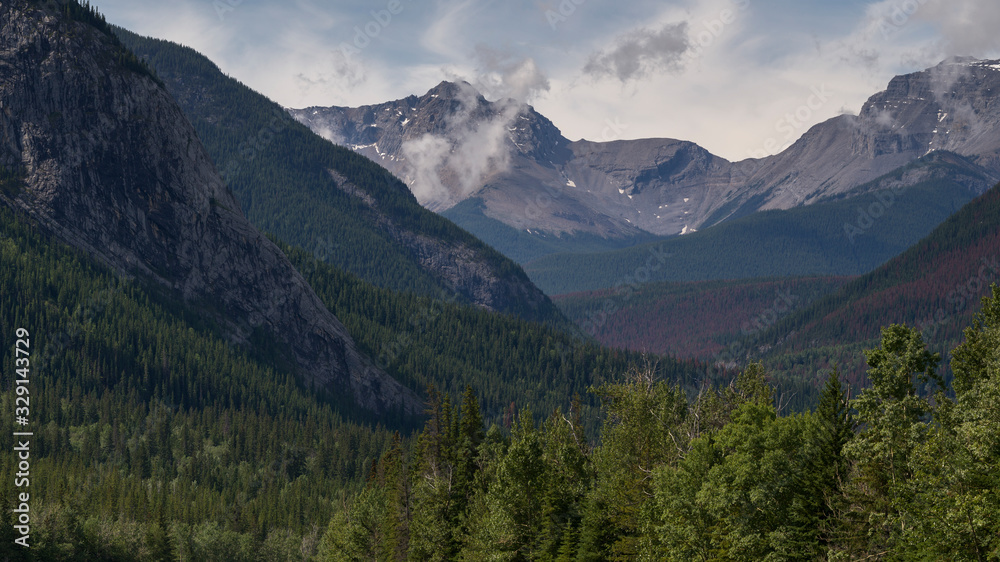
left=7, top=0, right=994, bottom=421
left=553, top=178, right=1000, bottom=398
left=1, top=0, right=708, bottom=430
left=291, top=58, right=1000, bottom=266
left=524, top=151, right=985, bottom=294
left=758, top=177, right=1000, bottom=384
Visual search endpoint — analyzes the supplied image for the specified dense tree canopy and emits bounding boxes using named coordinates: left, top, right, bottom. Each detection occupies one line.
left=321, top=287, right=1000, bottom=561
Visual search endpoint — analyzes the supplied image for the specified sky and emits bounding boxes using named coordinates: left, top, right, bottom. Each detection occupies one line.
left=93, top=0, right=1000, bottom=162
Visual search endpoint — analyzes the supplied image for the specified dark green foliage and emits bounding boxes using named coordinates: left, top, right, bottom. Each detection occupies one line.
left=907, top=285, right=1000, bottom=559
left=0, top=190, right=708, bottom=559
left=814, top=368, right=853, bottom=485
left=7, top=212, right=996, bottom=560
left=756, top=180, right=1000, bottom=394
left=648, top=402, right=828, bottom=560
left=526, top=165, right=980, bottom=295
left=554, top=275, right=850, bottom=359
left=0, top=205, right=394, bottom=559
left=578, top=366, right=692, bottom=560
left=25, top=0, right=160, bottom=84
left=0, top=165, right=25, bottom=197
left=323, top=295, right=1000, bottom=560
left=282, top=241, right=710, bottom=433
left=8, top=4, right=997, bottom=560
left=768, top=179, right=1000, bottom=348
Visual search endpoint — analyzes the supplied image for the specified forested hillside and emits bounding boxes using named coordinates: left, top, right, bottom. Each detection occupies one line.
left=757, top=180, right=1000, bottom=388
left=281, top=242, right=711, bottom=429
left=554, top=276, right=851, bottom=359
left=8, top=180, right=994, bottom=560
left=0, top=197, right=710, bottom=559
left=0, top=203, right=398, bottom=560
left=113, top=29, right=565, bottom=326
left=321, top=294, right=1000, bottom=560
left=0, top=4, right=711, bottom=557
left=2, top=2, right=997, bottom=561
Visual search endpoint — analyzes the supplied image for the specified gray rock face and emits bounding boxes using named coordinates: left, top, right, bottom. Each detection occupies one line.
left=747, top=58, right=1000, bottom=212
left=0, top=1, right=417, bottom=415
left=853, top=58, right=1000, bottom=163
left=291, top=58, right=1000, bottom=240
left=325, top=170, right=553, bottom=315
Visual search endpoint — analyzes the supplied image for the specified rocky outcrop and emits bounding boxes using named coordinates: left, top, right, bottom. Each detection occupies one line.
left=327, top=169, right=553, bottom=314
left=0, top=0, right=418, bottom=415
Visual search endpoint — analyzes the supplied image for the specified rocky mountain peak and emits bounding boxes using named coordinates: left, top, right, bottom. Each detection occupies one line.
left=851, top=57, right=1000, bottom=160
left=290, top=80, right=569, bottom=207
left=426, top=80, right=480, bottom=101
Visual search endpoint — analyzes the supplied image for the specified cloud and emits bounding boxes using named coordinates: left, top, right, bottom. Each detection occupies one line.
left=420, top=0, right=503, bottom=59
left=311, top=124, right=346, bottom=147
left=402, top=51, right=549, bottom=207
left=846, top=0, right=1000, bottom=144
left=401, top=133, right=453, bottom=205
left=848, top=0, right=1000, bottom=72
left=583, top=22, right=690, bottom=82
left=924, top=59, right=989, bottom=143
left=400, top=88, right=519, bottom=208
left=926, top=57, right=970, bottom=97
left=917, top=0, right=1000, bottom=57
left=874, top=108, right=895, bottom=127
left=98, top=0, right=1000, bottom=162
left=293, top=49, right=368, bottom=100
left=471, top=45, right=550, bottom=102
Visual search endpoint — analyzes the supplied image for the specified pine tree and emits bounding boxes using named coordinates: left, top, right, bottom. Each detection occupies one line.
left=452, top=386, right=485, bottom=541
left=580, top=364, right=688, bottom=560
left=466, top=408, right=545, bottom=558
left=408, top=388, right=459, bottom=561
left=811, top=367, right=853, bottom=551
left=839, top=324, right=941, bottom=557
left=378, top=432, right=411, bottom=561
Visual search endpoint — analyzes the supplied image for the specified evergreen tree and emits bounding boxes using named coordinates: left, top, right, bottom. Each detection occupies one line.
left=810, top=367, right=853, bottom=550
left=408, top=389, right=459, bottom=561
left=535, top=410, right=591, bottom=560
left=578, top=364, right=688, bottom=560
left=839, top=324, right=941, bottom=557
left=903, top=285, right=1000, bottom=559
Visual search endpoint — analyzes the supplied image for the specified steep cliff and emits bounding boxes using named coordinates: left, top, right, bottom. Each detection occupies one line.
left=0, top=0, right=417, bottom=415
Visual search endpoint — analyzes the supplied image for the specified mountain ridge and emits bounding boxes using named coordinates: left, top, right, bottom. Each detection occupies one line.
left=0, top=0, right=417, bottom=415
left=290, top=59, right=1000, bottom=261
left=742, top=178, right=1000, bottom=390
left=524, top=150, right=986, bottom=294
left=114, top=31, right=566, bottom=326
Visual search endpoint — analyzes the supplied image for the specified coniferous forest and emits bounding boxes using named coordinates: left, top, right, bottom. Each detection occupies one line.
left=2, top=195, right=999, bottom=559
left=319, top=296, right=1000, bottom=561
